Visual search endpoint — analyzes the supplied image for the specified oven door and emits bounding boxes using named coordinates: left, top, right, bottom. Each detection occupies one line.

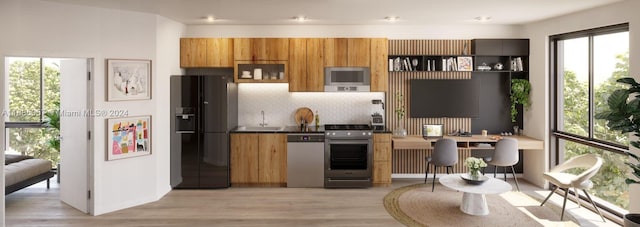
left=324, top=139, right=372, bottom=177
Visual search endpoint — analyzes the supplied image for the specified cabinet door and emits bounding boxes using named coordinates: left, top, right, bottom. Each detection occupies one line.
left=472, top=39, right=502, bottom=56
left=264, top=38, right=289, bottom=60
left=233, top=38, right=252, bottom=60
left=206, top=38, right=234, bottom=67
left=180, top=38, right=208, bottom=67
left=373, top=133, right=391, bottom=185
left=347, top=38, right=371, bottom=67
left=502, top=39, right=529, bottom=56
left=373, top=161, right=391, bottom=184
left=306, top=38, right=325, bottom=92
left=230, top=133, right=259, bottom=184
left=258, top=133, right=287, bottom=184
left=373, top=134, right=391, bottom=161
left=324, top=38, right=348, bottom=67
left=369, top=38, right=388, bottom=92
left=288, top=38, right=307, bottom=92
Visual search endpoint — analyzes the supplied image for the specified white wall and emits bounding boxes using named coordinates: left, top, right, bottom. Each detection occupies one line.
left=0, top=0, right=185, bottom=216
left=155, top=16, right=186, bottom=196
left=522, top=0, right=640, bottom=212
left=186, top=24, right=522, bottom=39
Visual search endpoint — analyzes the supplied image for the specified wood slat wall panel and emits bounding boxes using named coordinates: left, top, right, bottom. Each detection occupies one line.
left=387, top=39, right=474, bottom=174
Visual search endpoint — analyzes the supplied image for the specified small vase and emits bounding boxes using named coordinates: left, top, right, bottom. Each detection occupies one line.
left=469, top=169, right=481, bottom=179
left=393, top=126, right=407, bottom=138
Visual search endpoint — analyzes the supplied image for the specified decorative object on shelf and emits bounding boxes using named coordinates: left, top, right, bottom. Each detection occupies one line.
left=457, top=56, right=473, bottom=71
left=463, top=157, right=487, bottom=179
left=106, top=115, right=151, bottom=161
left=460, top=173, right=489, bottom=185
left=493, top=62, right=504, bottom=70
left=510, top=79, right=531, bottom=122
left=393, top=92, right=407, bottom=138
left=477, top=62, right=491, bottom=71
left=462, top=42, right=469, bottom=55
left=393, top=57, right=401, bottom=71
left=481, top=129, right=488, bottom=137
left=106, top=59, right=151, bottom=101
left=253, top=68, right=262, bottom=80
left=241, top=70, right=252, bottom=79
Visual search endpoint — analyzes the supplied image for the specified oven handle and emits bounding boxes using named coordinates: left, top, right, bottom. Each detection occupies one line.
left=325, top=140, right=371, bottom=145
left=327, top=178, right=371, bottom=182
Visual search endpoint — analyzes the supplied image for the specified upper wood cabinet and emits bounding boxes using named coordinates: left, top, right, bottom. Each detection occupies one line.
left=369, top=38, right=388, bottom=92
left=324, top=38, right=370, bottom=67
left=234, top=38, right=289, bottom=61
left=180, top=38, right=234, bottom=68
left=288, top=38, right=325, bottom=92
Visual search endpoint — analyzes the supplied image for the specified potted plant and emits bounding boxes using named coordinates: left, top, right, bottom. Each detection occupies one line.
left=594, top=77, right=640, bottom=226
left=44, top=101, right=60, bottom=182
left=393, top=92, right=407, bottom=138
left=510, top=79, right=531, bottom=123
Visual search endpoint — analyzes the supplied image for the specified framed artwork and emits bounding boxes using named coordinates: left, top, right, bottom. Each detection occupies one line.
left=107, top=115, right=151, bottom=161
left=457, top=56, right=473, bottom=71
left=106, top=59, right=151, bottom=101
left=423, top=124, right=444, bottom=138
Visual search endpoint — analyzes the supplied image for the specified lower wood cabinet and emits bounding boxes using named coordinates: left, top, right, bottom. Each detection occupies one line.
left=230, top=133, right=287, bottom=186
left=373, top=133, right=392, bottom=186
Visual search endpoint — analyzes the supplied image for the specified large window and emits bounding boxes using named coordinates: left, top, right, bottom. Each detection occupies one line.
left=4, top=57, right=60, bottom=167
left=551, top=23, right=629, bottom=212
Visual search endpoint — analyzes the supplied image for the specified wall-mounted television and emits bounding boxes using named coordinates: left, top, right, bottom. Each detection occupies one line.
left=410, top=78, right=479, bottom=118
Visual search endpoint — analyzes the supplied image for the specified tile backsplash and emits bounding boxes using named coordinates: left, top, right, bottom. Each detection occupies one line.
left=238, top=83, right=385, bottom=127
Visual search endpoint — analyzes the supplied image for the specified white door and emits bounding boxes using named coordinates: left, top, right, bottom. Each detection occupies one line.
left=59, top=59, right=90, bottom=213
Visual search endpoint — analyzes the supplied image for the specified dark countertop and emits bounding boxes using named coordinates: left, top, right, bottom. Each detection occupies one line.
left=231, top=125, right=325, bottom=133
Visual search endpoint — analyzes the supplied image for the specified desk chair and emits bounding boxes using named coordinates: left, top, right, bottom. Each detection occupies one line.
left=483, top=137, right=520, bottom=191
left=540, top=154, right=605, bottom=222
left=425, top=138, right=458, bottom=192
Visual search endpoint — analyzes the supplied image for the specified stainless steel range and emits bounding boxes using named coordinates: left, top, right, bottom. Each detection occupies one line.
left=324, top=124, right=373, bottom=188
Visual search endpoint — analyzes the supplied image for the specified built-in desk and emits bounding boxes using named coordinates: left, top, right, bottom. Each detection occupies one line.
left=392, top=135, right=544, bottom=150
left=387, top=135, right=544, bottom=183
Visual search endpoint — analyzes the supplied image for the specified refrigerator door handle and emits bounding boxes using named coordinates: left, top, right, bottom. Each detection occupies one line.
left=175, top=131, right=196, bottom=134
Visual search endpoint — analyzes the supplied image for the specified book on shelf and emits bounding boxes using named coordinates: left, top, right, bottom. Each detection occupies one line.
left=510, top=57, right=524, bottom=71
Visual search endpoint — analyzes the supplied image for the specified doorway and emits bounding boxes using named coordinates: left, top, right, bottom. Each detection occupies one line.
left=3, top=57, right=93, bottom=214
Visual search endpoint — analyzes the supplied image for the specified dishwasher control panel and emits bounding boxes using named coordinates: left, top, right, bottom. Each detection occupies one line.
left=287, top=134, right=325, bottom=142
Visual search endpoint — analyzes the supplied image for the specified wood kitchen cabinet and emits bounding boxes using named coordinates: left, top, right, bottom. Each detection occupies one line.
left=369, top=38, right=389, bottom=92
left=234, top=38, right=289, bottom=61
left=288, top=38, right=324, bottom=92
left=180, top=38, right=234, bottom=68
left=324, top=38, right=370, bottom=67
left=373, top=133, right=392, bottom=186
left=230, top=133, right=259, bottom=184
left=230, top=133, right=287, bottom=186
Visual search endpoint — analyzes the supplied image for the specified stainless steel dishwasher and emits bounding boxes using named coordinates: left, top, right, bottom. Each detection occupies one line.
left=287, top=133, right=325, bottom=188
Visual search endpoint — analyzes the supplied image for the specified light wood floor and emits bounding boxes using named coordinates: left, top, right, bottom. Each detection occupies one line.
left=4, top=177, right=614, bottom=226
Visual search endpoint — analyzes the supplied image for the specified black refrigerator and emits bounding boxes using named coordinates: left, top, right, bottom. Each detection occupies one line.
left=170, top=74, right=237, bottom=189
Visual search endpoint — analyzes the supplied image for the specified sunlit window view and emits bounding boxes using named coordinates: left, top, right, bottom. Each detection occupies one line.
left=555, top=29, right=629, bottom=210
left=4, top=57, right=61, bottom=167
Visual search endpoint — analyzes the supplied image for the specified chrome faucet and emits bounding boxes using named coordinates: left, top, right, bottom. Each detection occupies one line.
left=259, top=110, right=268, bottom=127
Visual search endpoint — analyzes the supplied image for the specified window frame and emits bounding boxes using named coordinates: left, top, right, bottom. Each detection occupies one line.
left=549, top=23, right=630, bottom=217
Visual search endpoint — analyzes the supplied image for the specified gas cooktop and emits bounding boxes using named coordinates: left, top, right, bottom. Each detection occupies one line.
left=324, top=124, right=372, bottom=131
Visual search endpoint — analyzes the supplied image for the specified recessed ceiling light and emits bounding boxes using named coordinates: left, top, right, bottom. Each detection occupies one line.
left=293, top=16, right=307, bottom=22
left=205, top=16, right=215, bottom=23
left=474, top=16, right=491, bottom=22
left=385, top=16, right=399, bottom=22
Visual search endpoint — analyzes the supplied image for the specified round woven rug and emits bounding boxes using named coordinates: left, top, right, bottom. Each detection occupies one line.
left=383, top=183, right=579, bottom=227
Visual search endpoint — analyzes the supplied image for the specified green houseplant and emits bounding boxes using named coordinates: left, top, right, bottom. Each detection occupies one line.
left=594, top=77, right=640, bottom=226
left=44, top=101, right=60, bottom=182
left=510, top=79, right=531, bottom=123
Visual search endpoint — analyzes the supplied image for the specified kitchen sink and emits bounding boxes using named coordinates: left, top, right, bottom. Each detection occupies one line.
left=236, top=126, right=284, bottom=131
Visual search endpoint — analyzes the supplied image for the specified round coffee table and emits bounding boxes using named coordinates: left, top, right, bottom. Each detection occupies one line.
left=439, top=174, right=512, bottom=216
